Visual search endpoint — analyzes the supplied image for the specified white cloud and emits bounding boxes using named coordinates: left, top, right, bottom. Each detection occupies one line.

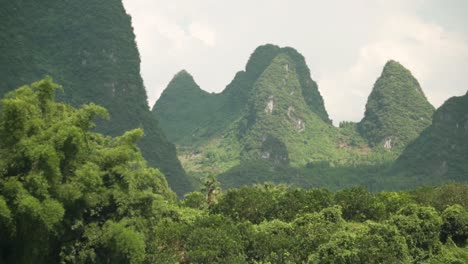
left=153, top=15, right=189, bottom=51
left=189, top=22, right=217, bottom=47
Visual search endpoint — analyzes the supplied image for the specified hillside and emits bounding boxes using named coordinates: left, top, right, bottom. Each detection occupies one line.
left=358, top=60, right=435, bottom=150
left=390, top=91, right=468, bottom=186
left=153, top=45, right=456, bottom=191
left=153, top=70, right=223, bottom=144
left=152, top=44, right=331, bottom=146
left=0, top=0, right=191, bottom=195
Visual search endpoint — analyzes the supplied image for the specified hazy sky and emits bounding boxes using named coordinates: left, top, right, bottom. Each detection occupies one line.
left=122, top=0, right=468, bottom=124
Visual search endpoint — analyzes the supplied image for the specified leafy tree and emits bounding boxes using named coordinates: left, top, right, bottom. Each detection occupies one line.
left=441, top=204, right=468, bottom=246
left=211, top=184, right=282, bottom=224
left=357, top=222, right=410, bottom=264
left=292, top=206, right=345, bottom=262
left=151, top=217, right=190, bottom=263
left=335, top=187, right=385, bottom=222
left=276, top=188, right=334, bottom=221
left=202, top=175, right=221, bottom=206
left=0, top=78, right=175, bottom=263
left=182, top=191, right=207, bottom=209
left=313, top=230, right=361, bottom=264
left=376, top=191, right=413, bottom=218
left=250, top=219, right=296, bottom=263
left=313, top=222, right=409, bottom=264
left=185, top=214, right=246, bottom=263
left=391, top=204, right=442, bottom=260
left=98, top=221, right=146, bottom=264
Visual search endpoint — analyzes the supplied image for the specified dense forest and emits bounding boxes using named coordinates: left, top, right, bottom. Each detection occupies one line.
left=0, top=78, right=467, bottom=263
left=1, top=0, right=467, bottom=263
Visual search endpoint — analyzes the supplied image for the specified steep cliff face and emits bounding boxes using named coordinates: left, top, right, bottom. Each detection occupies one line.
left=0, top=0, right=191, bottom=196
left=237, top=53, right=338, bottom=165
left=392, top=92, right=468, bottom=182
left=358, top=61, right=435, bottom=150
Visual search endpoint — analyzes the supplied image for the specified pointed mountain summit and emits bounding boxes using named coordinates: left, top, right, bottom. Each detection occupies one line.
left=237, top=44, right=331, bottom=123
left=391, top=92, right=468, bottom=183
left=238, top=53, right=337, bottom=165
left=358, top=60, right=435, bottom=150
left=153, top=70, right=219, bottom=143
left=160, top=70, right=206, bottom=94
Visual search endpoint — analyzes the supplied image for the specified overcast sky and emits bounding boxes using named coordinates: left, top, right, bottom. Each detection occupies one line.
left=122, top=0, right=468, bottom=124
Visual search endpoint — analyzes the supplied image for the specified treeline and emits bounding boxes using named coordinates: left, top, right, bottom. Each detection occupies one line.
left=0, top=79, right=467, bottom=263
left=174, top=183, right=468, bottom=263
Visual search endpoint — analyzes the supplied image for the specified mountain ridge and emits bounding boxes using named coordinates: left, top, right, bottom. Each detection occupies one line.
left=153, top=48, right=453, bottom=191
left=152, top=44, right=332, bottom=146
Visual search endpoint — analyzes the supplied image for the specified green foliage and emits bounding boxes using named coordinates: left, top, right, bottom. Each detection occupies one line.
left=99, top=221, right=146, bottom=264
left=211, top=184, right=284, bottom=224
left=441, top=205, right=468, bottom=246
left=314, top=222, right=410, bottom=264
left=0, top=0, right=191, bottom=196
left=153, top=44, right=331, bottom=146
left=358, top=60, right=435, bottom=149
left=212, top=184, right=334, bottom=223
left=335, top=186, right=385, bottom=222
left=157, top=47, right=448, bottom=194
left=0, top=78, right=175, bottom=263
left=292, top=206, right=346, bottom=261
left=154, top=45, right=363, bottom=193
left=358, top=222, right=410, bottom=263
left=429, top=243, right=468, bottom=264
left=186, top=214, right=246, bottom=263
left=410, top=183, right=468, bottom=211
left=182, top=191, right=207, bottom=209
left=392, top=92, right=468, bottom=183
left=152, top=71, right=230, bottom=145
left=277, top=188, right=334, bottom=221
left=249, top=219, right=296, bottom=263
left=1, top=129, right=467, bottom=264
left=391, top=204, right=443, bottom=260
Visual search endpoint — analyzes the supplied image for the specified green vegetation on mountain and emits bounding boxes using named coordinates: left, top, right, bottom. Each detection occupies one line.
left=2, top=1, right=468, bottom=262
left=156, top=47, right=432, bottom=190
left=358, top=60, right=435, bottom=150
left=1, top=79, right=466, bottom=264
left=1, top=86, right=466, bottom=263
left=152, top=44, right=331, bottom=146
left=0, top=0, right=191, bottom=196
left=153, top=70, right=224, bottom=144
left=391, top=92, right=468, bottom=184
left=238, top=54, right=338, bottom=164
